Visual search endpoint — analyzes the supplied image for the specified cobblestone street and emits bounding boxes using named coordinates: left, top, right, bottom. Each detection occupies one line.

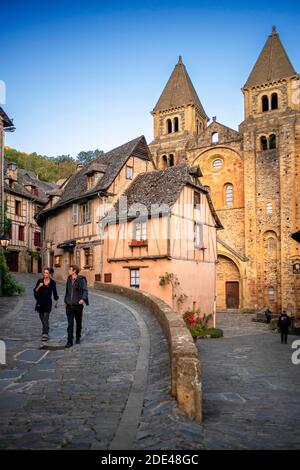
left=0, top=274, right=300, bottom=450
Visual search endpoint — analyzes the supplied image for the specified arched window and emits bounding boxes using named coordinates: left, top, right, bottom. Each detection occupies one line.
left=260, top=136, right=268, bottom=151
left=268, top=238, right=275, bottom=253
left=174, top=117, right=179, bottom=132
left=271, top=93, right=278, bottom=110
left=212, top=132, right=219, bottom=144
left=269, top=134, right=276, bottom=149
left=169, top=154, right=174, bottom=167
left=167, top=119, right=172, bottom=134
left=162, top=155, right=168, bottom=169
left=268, top=287, right=275, bottom=301
left=262, top=95, right=269, bottom=112
left=225, top=183, right=234, bottom=207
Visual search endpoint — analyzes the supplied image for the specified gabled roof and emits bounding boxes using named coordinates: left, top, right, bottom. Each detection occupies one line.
left=109, top=164, right=222, bottom=228
left=207, top=119, right=240, bottom=136
left=152, top=56, right=208, bottom=118
left=37, top=135, right=152, bottom=220
left=244, top=27, right=297, bottom=88
left=4, top=168, right=56, bottom=204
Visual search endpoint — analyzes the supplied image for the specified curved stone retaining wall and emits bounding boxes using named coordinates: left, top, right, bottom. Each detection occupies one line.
left=94, top=282, right=202, bottom=421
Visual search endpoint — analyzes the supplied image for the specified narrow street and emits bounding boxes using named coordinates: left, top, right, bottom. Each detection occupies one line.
left=0, top=274, right=299, bottom=449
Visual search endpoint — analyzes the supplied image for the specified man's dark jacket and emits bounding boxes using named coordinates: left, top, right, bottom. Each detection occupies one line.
left=64, top=275, right=89, bottom=306
left=277, top=314, right=291, bottom=331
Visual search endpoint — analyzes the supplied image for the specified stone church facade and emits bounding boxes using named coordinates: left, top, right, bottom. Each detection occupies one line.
left=149, top=27, right=300, bottom=315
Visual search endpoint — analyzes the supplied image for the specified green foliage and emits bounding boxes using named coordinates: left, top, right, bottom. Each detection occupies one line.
left=0, top=251, right=24, bottom=296
left=4, top=146, right=104, bottom=183
left=0, top=199, right=11, bottom=236
left=205, top=328, right=224, bottom=338
left=188, top=325, right=223, bottom=339
left=76, top=149, right=104, bottom=164
left=182, top=309, right=223, bottom=339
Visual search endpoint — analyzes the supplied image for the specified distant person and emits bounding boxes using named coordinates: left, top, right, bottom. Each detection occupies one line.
left=34, top=267, right=59, bottom=342
left=64, top=265, right=89, bottom=348
left=265, top=308, right=272, bottom=324
left=277, top=310, right=291, bottom=344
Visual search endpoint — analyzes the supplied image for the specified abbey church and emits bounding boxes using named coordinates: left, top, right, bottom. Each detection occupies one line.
left=149, top=27, right=300, bottom=314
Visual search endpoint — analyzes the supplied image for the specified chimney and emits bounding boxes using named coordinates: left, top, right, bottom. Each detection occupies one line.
left=76, top=163, right=84, bottom=172
left=6, top=161, right=18, bottom=182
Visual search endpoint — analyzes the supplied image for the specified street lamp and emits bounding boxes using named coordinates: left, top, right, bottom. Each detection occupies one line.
left=0, top=233, right=10, bottom=247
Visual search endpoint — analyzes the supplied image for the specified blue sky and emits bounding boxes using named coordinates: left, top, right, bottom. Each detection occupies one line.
left=1, top=0, right=300, bottom=157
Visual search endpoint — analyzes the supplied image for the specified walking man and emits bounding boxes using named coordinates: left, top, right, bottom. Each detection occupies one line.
left=64, top=265, right=89, bottom=348
left=277, top=310, right=291, bottom=344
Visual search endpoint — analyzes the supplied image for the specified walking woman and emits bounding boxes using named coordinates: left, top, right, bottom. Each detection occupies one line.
left=34, top=267, right=59, bottom=342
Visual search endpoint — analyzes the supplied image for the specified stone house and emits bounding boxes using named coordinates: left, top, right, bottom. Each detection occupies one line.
left=149, top=27, right=300, bottom=316
left=37, top=136, right=154, bottom=285
left=4, top=162, right=57, bottom=272
left=101, top=164, right=222, bottom=315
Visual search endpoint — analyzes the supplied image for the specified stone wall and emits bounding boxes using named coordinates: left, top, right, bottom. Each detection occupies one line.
left=94, top=281, right=202, bottom=421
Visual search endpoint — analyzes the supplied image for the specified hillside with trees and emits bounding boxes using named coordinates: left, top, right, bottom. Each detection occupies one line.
left=4, top=147, right=104, bottom=183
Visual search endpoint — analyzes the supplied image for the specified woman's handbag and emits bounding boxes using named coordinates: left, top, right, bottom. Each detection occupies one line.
left=35, top=303, right=44, bottom=314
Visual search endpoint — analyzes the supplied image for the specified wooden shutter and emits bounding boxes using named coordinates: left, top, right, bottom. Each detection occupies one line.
left=72, top=204, right=79, bottom=225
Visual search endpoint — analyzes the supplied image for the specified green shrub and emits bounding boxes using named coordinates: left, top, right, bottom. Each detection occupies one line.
left=187, top=325, right=224, bottom=339
left=205, top=328, right=224, bottom=338
left=0, top=251, right=24, bottom=296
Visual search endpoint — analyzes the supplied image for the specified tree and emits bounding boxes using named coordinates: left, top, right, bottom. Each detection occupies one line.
left=76, top=149, right=104, bottom=164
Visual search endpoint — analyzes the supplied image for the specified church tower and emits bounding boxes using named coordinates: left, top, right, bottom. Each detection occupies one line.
left=240, top=26, right=300, bottom=313
left=149, top=56, right=208, bottom=169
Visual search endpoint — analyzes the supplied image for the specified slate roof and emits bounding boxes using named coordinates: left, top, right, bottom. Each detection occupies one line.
left=109, top=164, right=223, bottom=228
left=244, top=28, right=297, bottom=88
left=0, top=107, right=14, bottom=128
left=152, top=56, right=208, bottom=118
left=37, top=135, right=152, bottom=220
left=5, top=168, right=57, bottom=204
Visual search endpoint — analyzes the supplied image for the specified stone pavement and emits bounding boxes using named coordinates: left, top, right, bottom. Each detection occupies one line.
left=0, top=274, right=300, bottom=450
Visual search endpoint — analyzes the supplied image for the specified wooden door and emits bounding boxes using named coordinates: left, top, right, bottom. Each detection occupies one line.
left=7, top=251, right=19, bottom=272
left=226, top=281, right=239, bottom=309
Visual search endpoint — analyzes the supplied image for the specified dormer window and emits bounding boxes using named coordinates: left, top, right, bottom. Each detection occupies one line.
left=86, top=166, right=105, bottom=190
left=31, top=187, right=39, bottom=196
left=87, top=174, right=95, bottom=190
left=194, top=191, right=201, bottom=208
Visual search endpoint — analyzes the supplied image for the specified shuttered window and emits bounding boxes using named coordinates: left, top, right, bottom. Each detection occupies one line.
left=80, top=201, right=91, bottom=224
left=72, top=204, right=79, bottom=225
